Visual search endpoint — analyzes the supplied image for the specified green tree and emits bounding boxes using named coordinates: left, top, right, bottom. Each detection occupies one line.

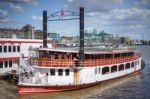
left=120, top=37, right=126, bottom=44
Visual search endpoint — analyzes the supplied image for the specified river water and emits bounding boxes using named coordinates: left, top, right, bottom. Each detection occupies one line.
left=0, top=46, right=150, bottom=99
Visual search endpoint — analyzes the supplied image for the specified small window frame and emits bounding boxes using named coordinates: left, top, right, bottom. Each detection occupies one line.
left=13, top=46, right=16, bottom=52
left=58, top=69, right=63, bottom=76
left=50, top=69, right=55, bottom=76
left=65, top=69, right=69, bottom=76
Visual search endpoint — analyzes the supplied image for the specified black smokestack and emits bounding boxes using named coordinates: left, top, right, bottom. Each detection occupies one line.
left=43, top=10, right=47, bottom=48
left=79, top=7, right=84, bottom=61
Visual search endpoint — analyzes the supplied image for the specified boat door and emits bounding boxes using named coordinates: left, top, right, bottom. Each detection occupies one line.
left=73, top=69, right=78, bottom=85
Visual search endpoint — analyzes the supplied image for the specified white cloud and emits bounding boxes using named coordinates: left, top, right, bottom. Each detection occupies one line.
left=129, top=25, right=143, bottom=29
left=48, top=26, right=77, bottom=36
left=65, top=0, right=150, bottom=30
left=140, top=0, right=150, bottom=5
left=133, top=0, right=150, bottom=9
left=86, top=12, right=100, bottom=17
left=87, top=8, right=150, bottom=23
left=0, top=9, right=8, bottom=17
left=82, top=7, right=150, bottom=40
left=0, top=18, right=9, bottom=22
left=31, top=0, right=38, bottom=6
left=10, top=3, right=24, bottom=12
left=31, top=15, right=42, bottom=20
left=0, top=9, right=9, bottom=23
left=67, top=0, right=74, bottom=3
left=0, top=0, right=37, bottom=4
left=110, top=8, right=150, bottom=22
left=115, top=0, right=124, bottom=4
left=65, top=0, right=125, bottom=12
left=21, top=0, right=37, bottom=3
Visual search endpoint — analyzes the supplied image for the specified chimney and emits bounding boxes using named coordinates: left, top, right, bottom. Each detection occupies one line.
left=43, top=10, right=48, bottom=48
left=79, top=7, right=84, bottom=61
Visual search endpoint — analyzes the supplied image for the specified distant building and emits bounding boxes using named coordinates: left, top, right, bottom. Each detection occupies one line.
left=84, top=30, right=112, bottom=44
left=71, top=29, right=112, bottom=46
left=35, top=30, right=43, bottom=39
left=47, top=33, right=60, bottom=42
left=131, top=39, right=142, bottom=45
left=0, top=27, right=24, bottom=39
left=61, top=36, right=73, bottom=44
left=22, top=24, right=34, bottom=39
left=0, top=24, right=43, bottom=40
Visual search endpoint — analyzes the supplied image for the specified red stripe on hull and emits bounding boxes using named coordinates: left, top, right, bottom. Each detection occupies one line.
left=18, top=69, right=141, bottom=96
left=19, top=82, right=98, bottom=96
left=0, top=57, right=19, bottom=61
left=0, top=40, right=54, bottom=44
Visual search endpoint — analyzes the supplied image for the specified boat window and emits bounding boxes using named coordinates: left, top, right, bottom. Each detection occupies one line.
left=111, top=65, right=117, bottom=73
left=119, top=64, right=124, bottom=71
left=17, top=46, right=20, bottom=52
left=61, top=53, right=65, bottom=59
left=102, top=67, right=109, bottom=75
left=0, top=61, right=3, bottom=68
left=138, top=60, right=139, bottom=65
left=131, top=62, right=134, bottom=68
left=127, top=53, right=129, bottom=56
left=58, top=69, right=63, bottom=76
left=5, top=61, right=8, bottom=68
left=65, top=69, right=69, bottom=76
left=105, top=54, right=112, bottom=58
left=47, top=52, right=51, bottom=58
left=130, top=52, right=132, bottom=56
left=129, top=52, right=133, bottom=56
left=8, top=46, right=11, bottom=52
left=13, top=46, right=16, bottom=52
left=39, top=51, right=47, bottom=58
left=122, top=53, right=127, bottom=57
left=85, top=54, right=92, bottom=59
left=99, top=67, right=101, bottom=73
left=55, top=53, right=59, bottom=59
left=114, top=54, right=120, bottom=58
left=131, top=52, right=134, bottom=56
left=50, top=69, right=55, bottom=76
left=9, top=60, right=12, bottom=67
left=95, top=68, right=97, bottom=74
left=135, top=61, right=137, bottom=66
left=13, top=59, right=19, bottom=65
left=95, top=54, right=102, bottom=59
left=100, top=54, right=104, bottom=59
left=125, top=63, right=130, bottom=69
left=4, top=45, right=7, bottom=52
left=0, top=46, right=2, bottom=52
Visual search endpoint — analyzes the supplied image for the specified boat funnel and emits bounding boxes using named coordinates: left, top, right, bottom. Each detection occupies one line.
left=43, top=10, right=48, bottom=48
left=79, top=7, right=84, bottom=61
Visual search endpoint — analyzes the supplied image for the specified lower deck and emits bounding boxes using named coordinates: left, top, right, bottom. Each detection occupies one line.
left=0, top=59, right=19, bottom=74
left=19, top=57, right=142, bottom=86
left=18, top=69, right=141, bottom=95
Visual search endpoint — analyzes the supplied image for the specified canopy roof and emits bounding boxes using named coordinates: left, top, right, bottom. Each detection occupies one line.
left=38, top=47, right=135, bottom=55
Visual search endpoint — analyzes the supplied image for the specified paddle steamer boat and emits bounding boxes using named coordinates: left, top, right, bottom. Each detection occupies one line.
left=18, top=7, right=144, bottom=95
left=18, top=46, right=143, bottom=95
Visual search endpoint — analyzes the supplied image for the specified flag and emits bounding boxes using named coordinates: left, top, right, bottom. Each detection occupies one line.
left=60, top=9, right=64, bottom=17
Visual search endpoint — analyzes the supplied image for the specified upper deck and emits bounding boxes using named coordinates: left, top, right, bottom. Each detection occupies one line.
left=29, top=47, right=141, bottom=67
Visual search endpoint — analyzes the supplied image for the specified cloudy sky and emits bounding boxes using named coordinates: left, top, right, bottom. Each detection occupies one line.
left=0, top=0, right=150, bottom=40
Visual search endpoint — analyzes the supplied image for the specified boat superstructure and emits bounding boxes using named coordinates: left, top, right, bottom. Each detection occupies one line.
left=0, top=38, right=55, bottom=76
left=18, top=47, right=142, bottom=95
